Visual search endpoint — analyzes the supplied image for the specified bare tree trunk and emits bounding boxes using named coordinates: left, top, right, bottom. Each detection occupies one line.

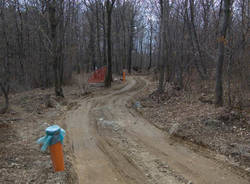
left=48, top=0, right=64, bottom=97
left=89, top=20, right=96, bottom=70
left=103, top=6, right=107, bottom=65
left=95, top=1, right=101, bottom=66
left=127, top=27, right=133, bottom=74
left=189, top=0, right=207, bottom=78
left=15, top=0, right=25, bottom=84
left=184, top=0, right=206, bottom=80
left=105, top=0, right=116, bottom=87
left=0, top=0, right=10, bottom=114
left=215, top=0, right=231, bottom=106
left=127, top=8, right=136, bottom=74
left=121, top=9, right=127, bottom=70
left=140, top=34, right=143, bottom=69
left=158, top=0, right=168, bottom=93
left=148, top=22, right=153, bottom=70
left=0, top=83, right=9, bottom=114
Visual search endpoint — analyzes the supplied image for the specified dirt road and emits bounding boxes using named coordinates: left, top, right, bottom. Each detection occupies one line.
left=65, top=76, right=249, bottom=184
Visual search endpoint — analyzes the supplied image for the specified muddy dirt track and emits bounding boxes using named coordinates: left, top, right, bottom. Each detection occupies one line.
left=64, top=76, right=249, bottom=184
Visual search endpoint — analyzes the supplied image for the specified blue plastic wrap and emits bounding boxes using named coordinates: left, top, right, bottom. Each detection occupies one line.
left=37, top=125, right=66, bottom=152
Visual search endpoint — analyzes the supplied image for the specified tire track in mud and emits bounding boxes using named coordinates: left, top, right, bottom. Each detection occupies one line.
left=66, top=76, right=249, bottom=184
left=65, top=77, right=150, bottom=184
left=90, top=77, right=186, bottom=184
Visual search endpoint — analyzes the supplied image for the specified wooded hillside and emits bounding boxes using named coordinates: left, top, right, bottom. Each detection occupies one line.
left=0, top=0, right=249, bottom=112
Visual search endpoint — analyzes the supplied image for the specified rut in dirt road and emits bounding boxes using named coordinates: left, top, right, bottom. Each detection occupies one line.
left=65, top=76, right=249, bottom=184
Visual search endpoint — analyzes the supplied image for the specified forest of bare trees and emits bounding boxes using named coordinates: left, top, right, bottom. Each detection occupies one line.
left=0, top=0, right=249, bottom=113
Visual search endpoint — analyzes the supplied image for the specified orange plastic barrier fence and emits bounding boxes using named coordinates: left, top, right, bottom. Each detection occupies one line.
left=49, top=142, right=65, bottom=172
left=88, top=67, right=107, bottom=83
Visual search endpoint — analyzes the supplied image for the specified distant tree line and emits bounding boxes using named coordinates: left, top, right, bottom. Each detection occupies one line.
left=0, top=0, right=152, bottom=113
left=0, top=0, right=249, bottom=113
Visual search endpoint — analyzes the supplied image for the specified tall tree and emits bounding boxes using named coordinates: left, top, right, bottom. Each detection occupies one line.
left=215, top=0, right=232, bottom=106
left=127, top=10, right=135, bottom=73
left=0, top=0, right=10, bottom=113
left=105, top=0, right=116, bottom=87
left=189, top=0, right=207, bottom=79
left=158, top=0, right=169, bottom=93
left=148, top=20, right=153, bottom=70
left=48, top=0, right=64, bottom=97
